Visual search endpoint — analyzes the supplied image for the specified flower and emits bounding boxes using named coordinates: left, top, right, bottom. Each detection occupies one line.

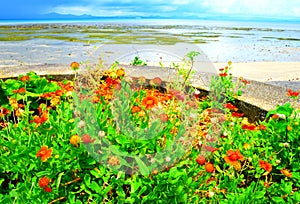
left=219, top=73, right=228, bottom=77
left=70, top=135, right=80, bottom=146
left=12, top=88, right=26, bottom=94
left=231, top=112, right=244, bottom=117
left=142, top=96, right=158, bottom=109
left=196, top=155, right=206, bottom=165
left=223, top=103, right=238, bottom=111
left=205, top=163, right=215, bottom=173
left=0, top=107, right=10, bottom=117
left=259, top=160, right=272, bottom=173
left=242, top=124, right=256, bottom=131
left=107, top=156, right=120, bottom=166
left=36, top=146, right=53, bottom=162
left=204, top=146, right=219, bottom=152
left=44, top=187, right=52, bottom=193
left=224, top=149, right=244, bottom=165
left=20, top=75, right=30, bottom=82
left=131, top=106, right=142, bottom=113
left=159, top=113, right=168, bottom=122
left=281, top=169, right=292, bottom=178
left=150, top=77, right=162, bottom=86
left=116, top=68, right=125, bottom=77
left=258, top=124, right=267, bottom=130
left=70, top=61, right=80, bottom=70
left=32, top=111, right=48, bottom=126
left=287, top=89, right=299, bottom=97
left=81, top=134, right=95, bottom=144
left=38, top=177, right=50, bottom=188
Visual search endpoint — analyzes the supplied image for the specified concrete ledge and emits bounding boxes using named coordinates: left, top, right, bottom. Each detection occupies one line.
left=1, top=64, right=299, bottom=122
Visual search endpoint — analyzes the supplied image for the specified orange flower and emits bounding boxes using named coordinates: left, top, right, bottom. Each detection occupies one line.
left=38, top=177, right=50, bottom=188
left=142, top=95, right=158, bottom=109
left=281, top=169, right=292, bottom=178
left=150, top=77, right=162, bottom=86
left=131, top=106, right=142, bottom=113
left=205, top=163, right=215, bottom=173
left=32, top=111, right=48, bottom=126
left=70, top=61, right=80, bottom=70
left=20, top=75, right=30, bottom=82
left=258, top=124, right=267, bottom=130
left=259, top=160, right=272, bottom=173
left=116, top=68, right=125, bottom=77
left=70, top=135, right=80, bottom=146
left=36, top=146, right=53, bottom=162
left=159, top=113, right=168, bottom=122
left=224, top=149, right=244, bottom=166
left=12, top=88, right=26, bottom=94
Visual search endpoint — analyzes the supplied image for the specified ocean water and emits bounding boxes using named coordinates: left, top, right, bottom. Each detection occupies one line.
left=0, top=18, right=299, bottom=67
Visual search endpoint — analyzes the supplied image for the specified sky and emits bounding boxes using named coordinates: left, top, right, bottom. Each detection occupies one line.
left=1, top=0, right=300, bottom=21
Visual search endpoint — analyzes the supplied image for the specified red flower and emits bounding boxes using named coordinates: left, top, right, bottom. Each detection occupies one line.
left=38, top=177, right=50, bottom=188
left=205, top=163, right=215, bottom=173
left=223, top=103, right=238, bottom=111
left=219, top=73, right=228, bottom=77
left=242, top=124, right=256, bottom=131
left=81, top=134, right=95, bottom=144
left=287, top=89, right=299, bottom=97
left=142, top=96, right=158, bottom=109
left=13, top=88, right=26, bottom=94
left=259, top=160, right=272, bottom=173
left=36, top=146, right=52, bottom=162
left=196, top=155, right=206, bottom=165
left=44, top=187, right=52, bottom=193
left=204, top=146, right=219, bottom=152
left=232, top=112, right=244, bottom=117
left=224, top=149, right=244, bottom=165
left=0, top=107, right=10, bottom=117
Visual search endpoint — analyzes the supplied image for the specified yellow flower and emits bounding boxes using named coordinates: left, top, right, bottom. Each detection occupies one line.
left=70, top=135, right=80, bottom=146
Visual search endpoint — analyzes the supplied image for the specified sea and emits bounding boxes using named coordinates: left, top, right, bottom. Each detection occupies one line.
left=0, top=18, right=300, bottom=68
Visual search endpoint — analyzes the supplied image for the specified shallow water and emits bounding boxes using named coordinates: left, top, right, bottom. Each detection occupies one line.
left=0, top=19, right=299, bottom=68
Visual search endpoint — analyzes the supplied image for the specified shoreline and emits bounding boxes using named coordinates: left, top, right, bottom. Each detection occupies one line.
left=0, top=61, right=299, bottom=90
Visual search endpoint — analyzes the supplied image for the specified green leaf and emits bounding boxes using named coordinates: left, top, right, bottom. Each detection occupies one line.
left=272, top=196, right=285, bottom=203
left=293, top=191, right=300, bottom=202
left=90, top=181, right=101, bottom=192
left=135, top=157, right=150, bottom=175
left=138, top=186, right=147, bottom=197
left=253, top=191, right=265, bottom=199
left=56, top=172, right=65, bottom=193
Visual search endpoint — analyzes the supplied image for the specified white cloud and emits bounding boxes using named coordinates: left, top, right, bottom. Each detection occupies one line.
left=47, top=0, right=300, bottom=19
left=200, top=0, right=300, bottom=17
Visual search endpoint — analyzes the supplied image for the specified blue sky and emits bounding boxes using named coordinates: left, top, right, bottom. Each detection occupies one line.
left=1, top=0, right=300, bottom=20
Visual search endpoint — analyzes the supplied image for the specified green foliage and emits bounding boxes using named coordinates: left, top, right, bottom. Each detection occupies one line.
left=0, top=58, right=299, bottom=203
left=130, top=56, right=147, bottom=66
